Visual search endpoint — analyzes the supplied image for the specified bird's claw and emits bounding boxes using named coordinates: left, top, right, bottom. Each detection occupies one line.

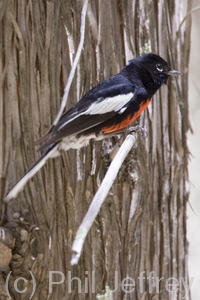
left=126, top=125, right=148, bottom=138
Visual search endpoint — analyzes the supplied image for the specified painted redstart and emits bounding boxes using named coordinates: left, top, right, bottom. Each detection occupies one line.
left=4, top=53, right=181, bottom=202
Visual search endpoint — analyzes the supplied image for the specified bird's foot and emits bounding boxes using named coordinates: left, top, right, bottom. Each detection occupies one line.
left=125, top=125, right=148, bottom=138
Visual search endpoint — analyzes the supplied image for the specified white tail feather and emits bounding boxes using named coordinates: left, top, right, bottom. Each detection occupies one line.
left=4, top=144, right=58, bottom=203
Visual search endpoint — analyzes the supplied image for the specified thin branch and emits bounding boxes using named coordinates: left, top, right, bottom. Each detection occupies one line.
left=53, top=0, right=89, bottom=126
left=177, top=5, right=200, bottom=34
left=70, top=133, right=137, bottom=265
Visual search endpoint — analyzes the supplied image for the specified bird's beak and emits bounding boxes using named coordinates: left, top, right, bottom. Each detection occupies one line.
left=167, top=69, right=182, bottom=76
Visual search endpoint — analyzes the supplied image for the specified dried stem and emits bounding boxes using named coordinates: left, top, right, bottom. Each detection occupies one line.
left=71, top=133, right=137, bottom=265
left=53, top=0, right=89, bottom=126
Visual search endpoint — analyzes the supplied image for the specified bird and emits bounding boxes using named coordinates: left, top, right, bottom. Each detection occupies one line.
left=4, top=53, right=181, bottom=202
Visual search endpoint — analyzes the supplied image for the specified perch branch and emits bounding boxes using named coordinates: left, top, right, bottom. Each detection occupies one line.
left=70, top=133, right=137, bottom=265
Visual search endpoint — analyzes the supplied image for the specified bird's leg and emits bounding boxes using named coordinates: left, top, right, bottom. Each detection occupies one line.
left=124, top=125, right=148, bottom=138
left=99, top=125, right=147, bottom=160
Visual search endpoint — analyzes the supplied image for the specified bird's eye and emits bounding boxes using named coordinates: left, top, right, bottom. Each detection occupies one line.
left=156, top=64, right=163, bottom=72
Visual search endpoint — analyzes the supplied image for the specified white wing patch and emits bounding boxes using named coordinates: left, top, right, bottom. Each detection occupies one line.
left=57, top=92, right=133, bottom=131
left=85, top=93, right=134, bottom=115
left=118, top=107, right=127, bottom=114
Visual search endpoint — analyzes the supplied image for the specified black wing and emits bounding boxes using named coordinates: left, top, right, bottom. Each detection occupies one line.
left=36, top=74, right=135, bottom=150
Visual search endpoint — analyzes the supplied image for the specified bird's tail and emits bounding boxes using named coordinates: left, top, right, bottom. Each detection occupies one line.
left=4, top=143, right=59, bottom=203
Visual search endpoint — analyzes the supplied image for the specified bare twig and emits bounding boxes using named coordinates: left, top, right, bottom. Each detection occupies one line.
left=177, top=5, right=200, bottom=34
left=70, top=133, right=137, bottom=265
left=53, top=0, right=89, bottom=126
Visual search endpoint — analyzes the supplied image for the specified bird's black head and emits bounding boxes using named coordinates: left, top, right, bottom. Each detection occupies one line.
left=125, top=53, right=181, bottom=90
